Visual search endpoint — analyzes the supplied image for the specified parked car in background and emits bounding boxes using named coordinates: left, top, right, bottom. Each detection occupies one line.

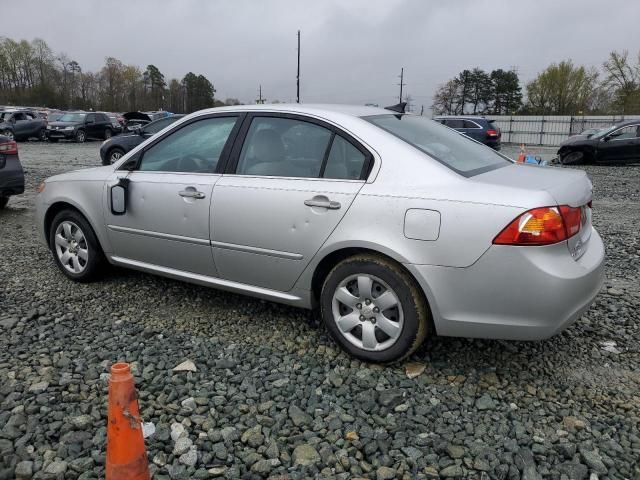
left=47, top=112, right=65, bottom=123
left=103, top=113, right=123, bottom=135
left=46, top=112, right=114, bottom=143
left=0, top=135, right=24, bottom=209
left=557, top=120, right=640, bottom=165
left=36, top=104, right=603, bottom=362
left=100, top=114, right=184, bottom=164
left=434, top=115, right=501, bottom=150
left=122, top=111, right=171, bottom=131
left=0, top=109, right=47, bottom=141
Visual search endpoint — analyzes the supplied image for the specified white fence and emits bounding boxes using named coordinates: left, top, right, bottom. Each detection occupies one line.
left=490, top=115, right=640, bottom=147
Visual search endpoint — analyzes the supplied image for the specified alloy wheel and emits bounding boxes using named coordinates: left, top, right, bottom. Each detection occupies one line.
left=331, top=273, right=404, bottom=351
left=1, top=130, right=14, bottom=141
left=54, top=221, right=89, bottom=274
left=109, top=150, right=123, bottom=164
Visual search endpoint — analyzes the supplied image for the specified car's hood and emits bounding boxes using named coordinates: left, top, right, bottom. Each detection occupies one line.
left=46, top=165, right=114, bottom=183
left=123, top=111, right=152, bottom=121
left=559, top=135, right=595, bottom=146
left=473, top=163, right=592, bottom=207
left=48, top=121, right=80, bottom=127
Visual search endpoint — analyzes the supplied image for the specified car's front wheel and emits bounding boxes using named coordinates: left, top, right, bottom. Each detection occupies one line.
left=320, top=254, right=429, bottom=363
left=107, top=148, right=125, bottom=165
left=104, top=128, right=112, bottom=140
left=38, top=129, right=47, bottom=141
left=49, top=209, right=105, bottom=282
left=560, top=151, right=585, bottom=165
left=75, top=129, right=86, bottom=143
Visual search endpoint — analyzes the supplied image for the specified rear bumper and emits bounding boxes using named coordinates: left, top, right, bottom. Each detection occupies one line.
left=406, top=229, right=605, bottom=340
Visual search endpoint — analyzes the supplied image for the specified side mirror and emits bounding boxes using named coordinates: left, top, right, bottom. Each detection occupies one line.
left=110, top=178, right=130, bottom=215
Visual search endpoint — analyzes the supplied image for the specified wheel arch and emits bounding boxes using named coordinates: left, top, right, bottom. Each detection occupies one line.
left=309, top=245, right=437, bottom=334
left=44, top=201, right=107, bottom=255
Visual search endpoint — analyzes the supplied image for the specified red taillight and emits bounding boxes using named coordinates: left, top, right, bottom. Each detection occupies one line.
left=493, top=205, right=582, bottom=246
left=486, top=129, right=500, bottom=138
left=0, top=140, right=18, bottom=155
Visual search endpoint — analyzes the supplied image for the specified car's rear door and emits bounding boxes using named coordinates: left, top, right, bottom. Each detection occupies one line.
left=211, top=113, right=372, bottom=292
left=462, top=119, right=484, bottom=142
left=105, top=114, right=241, bottom=276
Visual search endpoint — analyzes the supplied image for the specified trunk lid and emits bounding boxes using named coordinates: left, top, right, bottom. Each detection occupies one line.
left=475, top=163, right=593, bottom=260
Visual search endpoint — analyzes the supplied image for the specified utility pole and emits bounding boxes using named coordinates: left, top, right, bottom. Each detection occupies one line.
left=397, top=67, right=406, bottom=103
left=296, top=30, right=301, bottom=103
left=256, top=85, right=265, bottom=104
left=420, top=105, right=424, bottom=116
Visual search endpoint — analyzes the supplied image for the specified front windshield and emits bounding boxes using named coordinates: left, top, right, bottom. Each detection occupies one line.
left=58, top=113, right=86, bottom=122
left=364, top=114, right=509, bottom=176
left=591, top=125, right=617, bottom=139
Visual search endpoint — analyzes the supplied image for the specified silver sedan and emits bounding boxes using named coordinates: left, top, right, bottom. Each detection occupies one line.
left=35, top=104, right=605, bottom=362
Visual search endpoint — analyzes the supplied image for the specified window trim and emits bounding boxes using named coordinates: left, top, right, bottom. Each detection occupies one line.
left=223, top=112, right=373, bottom=181
left=605, top=124, right=640, bottom=142
left=119, top=112, right=245, bottom=174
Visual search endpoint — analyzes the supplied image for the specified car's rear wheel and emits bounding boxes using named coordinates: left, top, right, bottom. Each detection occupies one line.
left=75, top=129, right=86, bottom=143
left=108, top=148, right=125, bottom=165
left=104, top=128, right=112, bottom=140
left=320, top=254, right=429, bottom=363
left=0, top=197, right=8, bottom=210
left=560, top=151, right=584, bottom=165
left=49, top=209, right=105, bottom=282
left=38, top=129, right=47, bottom=141
left=1, top=130, right=14, bottom=141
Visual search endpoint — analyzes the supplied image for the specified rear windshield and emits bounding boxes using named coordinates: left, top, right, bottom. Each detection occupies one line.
left=487, top=119, right=499, bottom=131
left=364, top=114, right=510, bottom=176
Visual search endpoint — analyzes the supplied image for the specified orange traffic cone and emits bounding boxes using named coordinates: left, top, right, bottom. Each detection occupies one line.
left=106, top=363, right=150, bottom=480
left=517, top=144, right=526, bottom=163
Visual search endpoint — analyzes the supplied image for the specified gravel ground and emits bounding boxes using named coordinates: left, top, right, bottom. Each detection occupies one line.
left=1, top=141, right=639, bottom=479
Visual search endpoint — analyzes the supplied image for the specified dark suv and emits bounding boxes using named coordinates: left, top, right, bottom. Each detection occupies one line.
left=0, top=135, right=24, bottom=209
left=434, top=115, right=501, bottom=150
left=0, top=110, right=47, bottom=141
left=46, top=112, right=114, bottom=143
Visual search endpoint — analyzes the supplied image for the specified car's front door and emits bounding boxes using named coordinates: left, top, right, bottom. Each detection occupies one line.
left=211, top=114, right=372, bottom=291
left=11, top=112, right=28, bottom=137
left=105, top=114, right=241, bottom=276
left=597, top=124, right=640, bottom=163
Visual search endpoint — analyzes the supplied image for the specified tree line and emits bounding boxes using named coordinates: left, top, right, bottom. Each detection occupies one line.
left=432, top=50, right=640, bottom=116
left=0, top=37, right=241, bottom=113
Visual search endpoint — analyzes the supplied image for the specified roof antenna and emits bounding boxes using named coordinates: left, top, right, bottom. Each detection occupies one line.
left=384, top=102, right=407, bottom=114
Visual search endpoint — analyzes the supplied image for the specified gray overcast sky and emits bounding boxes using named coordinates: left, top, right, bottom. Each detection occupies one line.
left=3, top=0, right=640, bottom=110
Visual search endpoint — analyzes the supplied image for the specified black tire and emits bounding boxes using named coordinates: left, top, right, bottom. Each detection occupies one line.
left=0, top=197, right=8, bottom=210
left=48, top=209, right=105, bottom=282
left=320, top=254, right=430, bottom=363
left=1, top=129, right=14, bottom=141
left=38, top=129, right=47, bottom=141
left=49, top=138, right=59, bottom=143
left=560, top=151, right=584, bottom=165
left=107, top=147, right=125, bottom=165
left=104, top=128, right=112, bottom=140
left=75, top=129, right=86, bottom=143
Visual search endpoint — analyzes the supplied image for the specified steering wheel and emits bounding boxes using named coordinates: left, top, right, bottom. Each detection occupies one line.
left=176, top=154, right=210, bottom=172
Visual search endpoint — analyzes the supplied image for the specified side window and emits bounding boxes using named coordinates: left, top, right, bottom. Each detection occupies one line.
left=323, top=135, right=367, bottom=180
left=445, top=119, right=464, bottom=129
left=610, top=125, right=638, bottom=140
left=85, top=113, right=95, bottom=123
left=13, top=113, right=26, bottom=122
left=236, top=117, right=332, bottom=178
left=138, top=116, right=237, bottom=173
left=463, top=120, right=479, bottom=129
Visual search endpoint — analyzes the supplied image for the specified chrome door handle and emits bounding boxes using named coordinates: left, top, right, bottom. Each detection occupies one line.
left=304, top=198, right=341, bottom=209
left=179, top=189, right=206, bottom=199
